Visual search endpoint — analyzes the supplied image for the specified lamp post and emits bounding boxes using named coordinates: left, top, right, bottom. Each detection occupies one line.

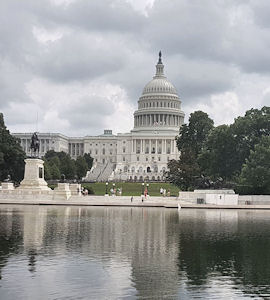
left=105, top=182, right=108, bottom=196
left=141, top=182, right=144, bottom=196
left=146, top=183, right=149, bottom=196
left=112, top=183, right=115, bottom=196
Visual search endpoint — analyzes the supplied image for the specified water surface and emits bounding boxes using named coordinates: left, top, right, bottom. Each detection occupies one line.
left=0, top=205, right=270, bottom=299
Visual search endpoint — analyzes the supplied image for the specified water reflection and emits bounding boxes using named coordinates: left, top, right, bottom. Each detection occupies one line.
left=0, top=206, right=270, bottom=299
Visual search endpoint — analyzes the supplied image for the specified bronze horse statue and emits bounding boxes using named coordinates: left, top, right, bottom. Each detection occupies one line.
left=30, top=132, right=40, bottom=157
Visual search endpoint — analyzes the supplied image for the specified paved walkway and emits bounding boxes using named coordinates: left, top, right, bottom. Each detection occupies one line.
left=0, top=195, right=270, bottom=210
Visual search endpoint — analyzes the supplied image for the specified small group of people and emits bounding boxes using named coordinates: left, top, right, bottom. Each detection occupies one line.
left=160, top=187, right=170, bottom=197
left=81, top=188, right=88, bottom=196
left=110, top=187, right=122, bottom=196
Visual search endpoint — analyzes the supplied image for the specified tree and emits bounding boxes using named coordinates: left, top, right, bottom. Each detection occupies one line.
left=83, top=153, right=93, bottom=170
left=75, top=156, right=88, bottom=179
left=0, top=113, right=25, bottom=182
left=199, top=106, right=270, bottom=184
left=238, top=136, right=270, bottom=194
left=231, top=106, right=270, bottom=175
left=168, top=111, right=214, bottom=190
left=43, top=150, right=91, bottom=180
left=176, top=111, right=214, bottom=156
left=199, top=125, right=237, bottom=180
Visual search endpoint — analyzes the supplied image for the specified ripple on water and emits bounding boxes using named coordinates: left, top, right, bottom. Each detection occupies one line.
left=0, top=206, right=270, bottom=299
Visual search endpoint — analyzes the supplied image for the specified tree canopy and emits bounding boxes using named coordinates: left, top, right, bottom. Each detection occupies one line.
left=44, top=150, right=93, bottom=180
left=168, top=106, right=270, bottom=194
left=169, top=111, right=214, bottom=190
left=238, top=136, right=270, bottom=195
left=0, top=113, right=25, bottom=182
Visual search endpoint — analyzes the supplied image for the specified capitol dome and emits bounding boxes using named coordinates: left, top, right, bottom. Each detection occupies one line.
left=142, top=52, right=178, bottom=96
left=133, top=51, right=184, bottom=132
left=142, top=77, right=178, bottom=95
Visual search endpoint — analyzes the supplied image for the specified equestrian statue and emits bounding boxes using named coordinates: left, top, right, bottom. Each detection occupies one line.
left=30, top=132, right=40, bottom=157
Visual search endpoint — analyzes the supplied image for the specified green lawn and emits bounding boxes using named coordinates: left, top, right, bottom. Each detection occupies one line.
left=81, top=182, right=180, bottom=197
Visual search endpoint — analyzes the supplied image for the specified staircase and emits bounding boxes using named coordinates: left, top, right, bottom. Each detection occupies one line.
left=97, top=162, right=115, bottom=181
left=84, top=162, right=115, bottom=182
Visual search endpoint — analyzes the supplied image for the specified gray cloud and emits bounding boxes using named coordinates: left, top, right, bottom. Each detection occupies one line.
left=0, top=0, right=269, bottom=135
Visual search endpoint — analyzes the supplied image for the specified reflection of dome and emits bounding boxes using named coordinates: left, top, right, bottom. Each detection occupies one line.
left=142, top=77, right=177, bottom=95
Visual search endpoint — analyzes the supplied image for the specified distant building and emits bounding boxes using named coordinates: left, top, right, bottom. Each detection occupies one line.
left=13, top=53, right=185, bottom=181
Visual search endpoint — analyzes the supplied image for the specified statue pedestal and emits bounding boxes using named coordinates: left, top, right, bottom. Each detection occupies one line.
left=18, top=159, right=50, bottom=191
left=54, top=183, right=71, bottom=200
left=70, top=183, right=82, bottom=196
left=2, top=182, right=14, bottom=190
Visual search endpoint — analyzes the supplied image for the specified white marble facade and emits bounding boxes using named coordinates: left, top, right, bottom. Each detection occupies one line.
left=13, top=53, right=185, bottom=181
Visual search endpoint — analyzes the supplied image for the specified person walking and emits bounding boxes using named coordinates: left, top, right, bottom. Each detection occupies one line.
left=144, top=187, right=148, bottom=200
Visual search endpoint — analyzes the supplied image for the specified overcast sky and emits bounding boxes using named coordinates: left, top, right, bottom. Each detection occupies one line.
left=1, top=0, right=269, bottom=136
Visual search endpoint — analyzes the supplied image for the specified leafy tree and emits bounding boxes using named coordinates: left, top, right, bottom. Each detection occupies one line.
left=199, top=125, right=237, bottom=180
left=168, top=111, right=214, bottom=190
left=231, top=106, right=270, bottom=175
left=75, top=156, right=88, bottom=179
left=83, top=153, right=93, bottom=170
left=44, top=160, right=52, bottom=180
left=200, top=106, right=270, bottom=185
left=44, top=150, right=91, bottom=180
left=50, top=163, right=61, bottom=180
left=0, top=113, right=25, bottom=182
left=238, top=136, right=270, bottom=194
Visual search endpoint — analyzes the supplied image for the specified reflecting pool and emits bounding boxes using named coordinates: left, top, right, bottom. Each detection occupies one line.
left=0, top=205, right=270, bottom=299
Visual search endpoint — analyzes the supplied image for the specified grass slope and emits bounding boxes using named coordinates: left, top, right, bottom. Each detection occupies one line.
left=81, top=182, right=180, bottom=196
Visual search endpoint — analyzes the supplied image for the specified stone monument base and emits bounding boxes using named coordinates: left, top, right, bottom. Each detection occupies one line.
left=54, top=183, right=71, bottom=200
left=2, top=182, right=15, bottom=190
left=18, top=158, right=50, bottom=191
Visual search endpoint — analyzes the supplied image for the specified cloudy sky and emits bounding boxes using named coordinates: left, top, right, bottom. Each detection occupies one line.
left=1, top=0, right=269, bottom=136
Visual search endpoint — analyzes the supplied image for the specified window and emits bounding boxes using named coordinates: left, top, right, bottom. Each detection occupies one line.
left=137, top=156, right=139, bottom=161
left=158, top=157, right=161, bottom=161
left=123, top=147, right=126, bottom=153
left=123, top=156, right=125, bottom=161
left=95, top=149, right=98, bottom=155
left=102, top=148, right=105, bottom=155
left=39, top=167, right=43, bottom=178
left=146, top=157, right=148, bottom=161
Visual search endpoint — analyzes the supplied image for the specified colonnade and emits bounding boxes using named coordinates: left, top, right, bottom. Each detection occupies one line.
left=134, top=114, right=182, bottom=127
left=69, top=143, right=84, bottom=157
left=131, top=139, right=176, bottom=154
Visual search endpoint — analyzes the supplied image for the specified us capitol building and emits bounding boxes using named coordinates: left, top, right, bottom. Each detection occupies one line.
left=13, top=53, right=185, bottom=182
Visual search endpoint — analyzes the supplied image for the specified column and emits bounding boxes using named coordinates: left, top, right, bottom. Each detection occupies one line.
left=162, top=139, right=165, bottom=153
left=155, top=139, right=157, bottom=154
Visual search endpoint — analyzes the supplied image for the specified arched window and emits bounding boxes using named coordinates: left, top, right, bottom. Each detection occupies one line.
left=147, top=166, right=151, bottom=173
